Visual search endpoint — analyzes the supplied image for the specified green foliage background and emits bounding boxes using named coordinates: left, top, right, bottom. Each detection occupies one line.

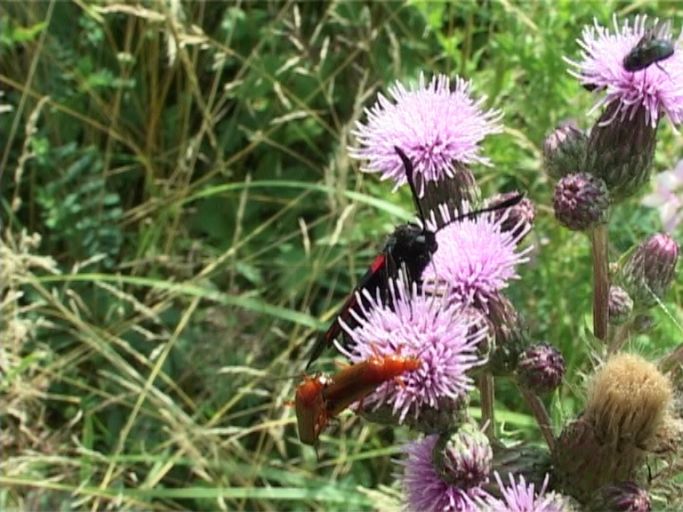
left=0, top=1, right=681, bottom=510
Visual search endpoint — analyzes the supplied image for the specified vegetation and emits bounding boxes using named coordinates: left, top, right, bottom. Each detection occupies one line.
left=1, top=1, right=681, bottom=510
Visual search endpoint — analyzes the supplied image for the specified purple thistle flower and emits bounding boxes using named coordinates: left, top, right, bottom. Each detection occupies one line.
left=351, top=74, right=502, bottom=195
left=422, top=208, right=531, bottom=308
left=567, top=15, right=683, bottom=128
left=402, top=435, right=488, bottom=512
left=482, top=473, right=571, bottom=512
left=340, top=276, right=487, bottom=423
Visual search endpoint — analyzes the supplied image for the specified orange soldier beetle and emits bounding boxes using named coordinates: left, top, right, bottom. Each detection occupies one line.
left=294, top=374, right=330, bottom=446
left=294, top=354, right=421, bottom=446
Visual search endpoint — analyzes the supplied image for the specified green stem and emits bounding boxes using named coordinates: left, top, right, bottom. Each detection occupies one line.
left=479, top=373, right=495, bottom=439
left=591, top=224, right=610, bottom=341
left=607, top=321, right=630, bottom=354
left=518, top=384, right=555, bottom=452
left=659, top=342, right=683, bottom=374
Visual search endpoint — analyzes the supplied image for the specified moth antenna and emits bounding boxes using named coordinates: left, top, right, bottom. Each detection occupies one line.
left=438, top=192, right=526, bottom=232
left=394, top=146, right=429, bottom=227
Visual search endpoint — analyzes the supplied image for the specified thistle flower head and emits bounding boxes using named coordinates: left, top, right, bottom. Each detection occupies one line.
left=351, top=74, right=502, bottom=195
left=341, top=276, right=487, bottom=423
left=517, top=343, right=566, bottom=394
left=553, top=172, right=610, bottom=231
left=555, top=356, right=672, bottom=501
left=586, top=353, right=672, bottom=449
left=423, top=208, right=531, bottom=308
left=568, top=16, right=683, bottom=128
left=482, top=473, right=573, bottom=512
left=402, top=435, right=488, bottom=512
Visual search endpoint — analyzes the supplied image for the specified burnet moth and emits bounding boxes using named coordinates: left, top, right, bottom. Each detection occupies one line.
left=306, top=147, right=523, bottom=368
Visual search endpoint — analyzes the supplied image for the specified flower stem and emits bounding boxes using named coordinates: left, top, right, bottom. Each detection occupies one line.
left=518, top=384, right=555, bottom=451
left=607, top=321, right=630, bottom=354
left=659, top=342, right=683, bottom=374
left=479, top=373, right=495, bottom=439
left=591, top=224, right=609, bottom=341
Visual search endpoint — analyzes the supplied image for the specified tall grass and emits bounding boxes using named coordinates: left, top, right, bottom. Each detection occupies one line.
left=1, top=1, right=681, bottom=510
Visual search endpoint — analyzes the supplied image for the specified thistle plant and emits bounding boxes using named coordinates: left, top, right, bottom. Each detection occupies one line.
left=9, top=3, right=683, bottom=511
left=306, top=13, right=683, bottom=511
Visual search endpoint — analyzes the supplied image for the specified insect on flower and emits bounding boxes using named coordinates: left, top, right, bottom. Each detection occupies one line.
left=306, top=148, right=523, bottom=368
left=623, top=22, right=675, bottom=72
left=295, top=354, right=421, bottom=446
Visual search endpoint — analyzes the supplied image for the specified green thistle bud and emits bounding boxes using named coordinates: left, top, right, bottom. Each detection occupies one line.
left=432, top=424, right=492, bottom=487
left=608, top=286, right=633, bottom=326
left=361, top=397, right=469, bottom=433
left=517, top=343, right=565, bottom=394
left=485, top=293, right=528, bottom=376
left=553, top=173, right=609, bottom=231
left=422, top=164, right=480, bottom=216
left=461, top=306, right=493, bottom=362
left=620, top=233, right=679, bottom=308
left=402, top=398, right=468, bottom=435
left=543, top=120, right=587, bottom=180
left=588, top=481, right=651, bottom=512
left=485, top=441, right=552, bottom=495
left=358, top=403, right=402, bottom=426
left=632, top=314, right=654, bottom=333
left=585, top=104, right=657, bottom=202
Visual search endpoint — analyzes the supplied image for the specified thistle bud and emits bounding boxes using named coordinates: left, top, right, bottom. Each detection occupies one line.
left=358, top=403, right=402, bottom=427
left=402, top=397, right=468, bottom=435
left=485, top=293, right=528, bottom=376
left=432, top=424, right=492, bottom=487
left=589, top=481, right=651, bottom=512
left=461, top=306, right=493, bottom=361
left=517, top=343, right=565, bottom=394
left=422, top=165, right=480, bottom=217
left=608, top=286, right=633, bottom=326
left=543, top=120, right=587, bottom=180
left=585, top=104, right=657, bottom=202
left=621, top=233, right=679, bottom=307
left=632, top=314, right=654, bottom=333
left=553, top=173, right=609, bottom=231
left=487, top=191, right=536, bottom=240
left=485, top=442, right=552, bottom=495
left=361, top=397, right=469, bottom=434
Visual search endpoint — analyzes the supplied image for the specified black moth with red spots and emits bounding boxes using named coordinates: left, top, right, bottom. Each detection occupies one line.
left=306, top=147, right=523, bottom=368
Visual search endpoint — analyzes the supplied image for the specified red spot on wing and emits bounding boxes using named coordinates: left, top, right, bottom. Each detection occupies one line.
left=308, top=252, right=387, bottom=368
left=370, top=253, right=386, bottom=273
